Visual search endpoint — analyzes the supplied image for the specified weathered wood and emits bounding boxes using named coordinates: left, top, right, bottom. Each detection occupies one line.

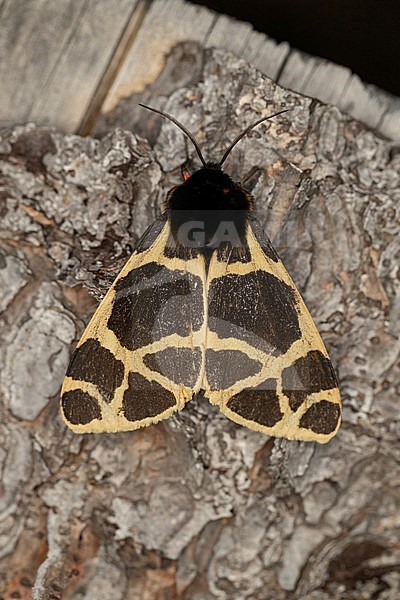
left=278, top=50, right=353, bottom=106
left=99, top=0, right=215, bottom=115
left=279, top=49, right=400, bottom=140
left=1, top=0, right=399, bottom=141
left=100, top=0, right=400, bottom=141
left=0, top=0, right=139, bottom=131
left=1, top=48, right=399, bottom=599
left=203, top=12, right=290, bottom=80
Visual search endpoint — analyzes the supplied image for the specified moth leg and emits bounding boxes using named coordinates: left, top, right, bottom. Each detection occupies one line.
left=240, top=165, right=262, bottom=185
left=94, top=257, right=129, bottom=275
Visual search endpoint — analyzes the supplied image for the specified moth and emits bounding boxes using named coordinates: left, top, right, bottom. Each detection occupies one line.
left=60, top=104, right=342, bottom=443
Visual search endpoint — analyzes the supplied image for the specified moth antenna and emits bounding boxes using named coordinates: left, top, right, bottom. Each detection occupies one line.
left=138, top=103, right=207, bottom=167
left=218, top=109, right=289, bottom=167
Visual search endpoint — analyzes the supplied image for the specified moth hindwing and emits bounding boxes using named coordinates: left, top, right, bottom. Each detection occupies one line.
left=61, top=107, right=341, bottom=443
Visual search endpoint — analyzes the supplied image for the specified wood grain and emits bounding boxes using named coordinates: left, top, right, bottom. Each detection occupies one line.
left=0, top=0, right=139, bottom=131
left=1, top=0, right=399, bottom=141
left=99, top=0, right=400, bottom=141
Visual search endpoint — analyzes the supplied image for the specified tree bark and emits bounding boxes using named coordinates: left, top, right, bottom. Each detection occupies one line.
left=1, top=47, right=399, bottom=600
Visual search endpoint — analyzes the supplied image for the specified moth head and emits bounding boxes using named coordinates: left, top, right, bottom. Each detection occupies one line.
left=138, top=103, right=288, bottom=169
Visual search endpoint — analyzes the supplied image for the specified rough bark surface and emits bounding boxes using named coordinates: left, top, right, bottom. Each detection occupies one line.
left=0, top=47, right=399, bottom=599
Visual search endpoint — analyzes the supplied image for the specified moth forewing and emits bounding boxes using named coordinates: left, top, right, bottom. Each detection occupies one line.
left=203, top=218, right=341, bottom=443
left=60, top=218, right=207, bottom=433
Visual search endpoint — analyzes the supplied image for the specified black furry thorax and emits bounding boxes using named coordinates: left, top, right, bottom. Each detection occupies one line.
left=166, top=166, right=254, bottom=212
left=165, top=166, right=254, bottom=252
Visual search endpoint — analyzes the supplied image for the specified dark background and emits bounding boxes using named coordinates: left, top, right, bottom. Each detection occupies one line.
left=190, top=0, right=400, bottom=96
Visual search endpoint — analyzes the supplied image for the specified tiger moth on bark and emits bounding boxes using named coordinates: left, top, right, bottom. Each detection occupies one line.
left=60, top=104, right=342, bottom=443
